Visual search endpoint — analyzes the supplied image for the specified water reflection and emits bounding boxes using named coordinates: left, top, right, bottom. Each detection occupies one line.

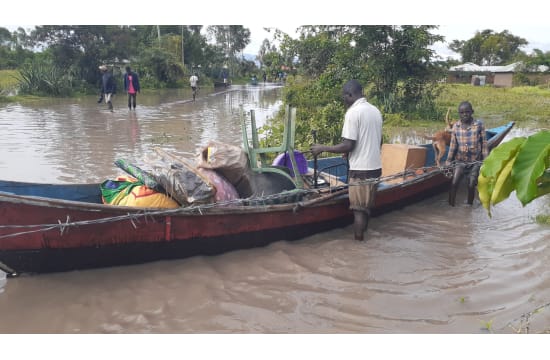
left=0, top=84, right=283, bottom=183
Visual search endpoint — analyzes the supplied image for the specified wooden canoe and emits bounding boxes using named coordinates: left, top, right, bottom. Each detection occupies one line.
left=0, top=122, right=514, bottom=275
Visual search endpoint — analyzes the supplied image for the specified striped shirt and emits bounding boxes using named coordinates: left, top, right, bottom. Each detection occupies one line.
left=446, top=119, right=488, bottom=164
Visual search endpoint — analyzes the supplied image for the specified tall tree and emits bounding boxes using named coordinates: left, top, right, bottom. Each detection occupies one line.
left=207, top=25, right=251, bottom=76
left=207, top=25, right=251, bottom=57
left=523, top=49, right=550, bottom=68
left=294, top=28, right=338, bottom=77
left=13, top=27, right=35, bottom=50
left=30, top=25, right=137, bottom=84
left=292, top=25, right=444, bottom=114
left=257, top=38, right=272, bottom=68
left=0, top=27, right=34, bottom=69
left=261, top=25, right=446, bottom=151
left=0, top=27, right=11, bottom=46
left=449, top=29, right=528, bottom=65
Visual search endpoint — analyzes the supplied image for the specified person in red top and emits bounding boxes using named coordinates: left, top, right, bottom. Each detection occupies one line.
left=446, top=101, right=488, bottom=206
left=124, top=66, right=141, bottom=110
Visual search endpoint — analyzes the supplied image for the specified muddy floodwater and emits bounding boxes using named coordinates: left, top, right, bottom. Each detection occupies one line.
left=0, top=85, right=549, bottom=334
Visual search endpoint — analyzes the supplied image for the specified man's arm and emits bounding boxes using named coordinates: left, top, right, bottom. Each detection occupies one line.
left=311, top=138, right=355, bottom=157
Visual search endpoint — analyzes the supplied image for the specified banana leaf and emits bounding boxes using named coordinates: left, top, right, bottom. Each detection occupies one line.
left=512, top=131, right=550, bottom=206
left=478, top=137, right=525, bottom=215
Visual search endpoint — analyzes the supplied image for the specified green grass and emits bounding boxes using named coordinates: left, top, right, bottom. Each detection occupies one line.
left=535, top=214, right=550, bottom=225
left=0, top=69, right=20, bottom=101
left=0, top=69, right=19, bottom=90
left=437, top=84, right=550, bottom=125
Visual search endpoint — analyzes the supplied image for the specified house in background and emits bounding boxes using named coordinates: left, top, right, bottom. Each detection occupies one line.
left=448, top=62, right=550, bottom=87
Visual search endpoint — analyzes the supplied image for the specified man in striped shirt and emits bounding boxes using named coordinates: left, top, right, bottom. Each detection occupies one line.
left=446, top=101, right=488, bottom=206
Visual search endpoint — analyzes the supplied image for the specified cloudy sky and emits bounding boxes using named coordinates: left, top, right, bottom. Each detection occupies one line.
left=242, top=24, right=550, bottom=59
left=4, top=0, right=550, bottom=60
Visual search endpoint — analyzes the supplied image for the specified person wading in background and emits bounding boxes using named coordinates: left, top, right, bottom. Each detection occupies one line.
left=98, top=65, right=116, bottom=112
left=189, top=72, right=199, bottom=101
left=124, top=66, right=140, bottom=110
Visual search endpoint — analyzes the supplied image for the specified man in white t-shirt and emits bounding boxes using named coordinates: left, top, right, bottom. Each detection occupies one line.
left=311, top=79, right=383, bottom=241
left=189, top=72, right=199, bottom=101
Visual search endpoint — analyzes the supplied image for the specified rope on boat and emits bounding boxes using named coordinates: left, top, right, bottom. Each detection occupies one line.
left=344, top=160, right=483, bottom=186
left=58, top=216, right=71, bottom=236
left=0, top=190, right=318, bottom=239
left=0, top=161, right=481, bottom=240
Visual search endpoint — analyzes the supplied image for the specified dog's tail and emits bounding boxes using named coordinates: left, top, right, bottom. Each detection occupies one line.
left=445, top=107, right=453, bottom=128
left=422, top=134, right=436, bottom=141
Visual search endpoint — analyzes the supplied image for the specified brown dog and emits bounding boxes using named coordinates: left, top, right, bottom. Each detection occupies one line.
left=423, top=108, right=455, bottom=167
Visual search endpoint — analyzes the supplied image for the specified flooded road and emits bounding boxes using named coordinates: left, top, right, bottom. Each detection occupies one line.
left=0, top=85, right=549, bottom=334
left=0, top=85, right=281, bottom=183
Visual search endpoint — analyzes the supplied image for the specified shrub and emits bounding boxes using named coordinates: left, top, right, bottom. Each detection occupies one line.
left=16, top=60, right=78, bottom=96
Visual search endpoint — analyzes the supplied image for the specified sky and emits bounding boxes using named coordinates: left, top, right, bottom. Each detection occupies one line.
left=242, top=24, right=550, bottom=60
left=3, top=0, right=550, bottom=61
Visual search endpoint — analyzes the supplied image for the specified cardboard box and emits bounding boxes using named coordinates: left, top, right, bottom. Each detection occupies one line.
left=381, top=144, right=427, bottom=177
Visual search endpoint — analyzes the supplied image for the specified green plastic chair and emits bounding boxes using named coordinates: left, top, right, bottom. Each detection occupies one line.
left=241, top=105, right=304, bottom=188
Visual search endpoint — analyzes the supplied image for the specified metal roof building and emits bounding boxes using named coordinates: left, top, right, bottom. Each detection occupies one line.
left=448, top=62, right=550, bottom=87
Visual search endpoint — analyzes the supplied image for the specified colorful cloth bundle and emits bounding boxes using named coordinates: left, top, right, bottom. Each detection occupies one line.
left=100, top=176, right=179, bottom=208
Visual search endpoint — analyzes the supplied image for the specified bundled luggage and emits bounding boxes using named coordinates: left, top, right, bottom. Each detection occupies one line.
left=100, top=176, right=179, bottom=208
left=103, top=142, right=248, bottom=208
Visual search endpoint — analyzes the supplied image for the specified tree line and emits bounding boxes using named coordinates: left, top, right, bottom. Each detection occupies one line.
left=0, top=25, right=254, bottom=95
left=255, top=26, right=549, bottom=151
left=1, top=25, right=549, bottom=107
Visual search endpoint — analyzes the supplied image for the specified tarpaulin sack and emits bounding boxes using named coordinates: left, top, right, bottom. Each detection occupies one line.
left=114, top=159, right=164, bottom=192
left=147, top=148, right=215, bottom=206
left=197, top=168, right=239, bottom=203
left=197, top=140, right=254, bottom=198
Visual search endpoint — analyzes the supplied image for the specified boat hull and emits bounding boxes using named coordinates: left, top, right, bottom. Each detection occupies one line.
left=0, top=199, right=352, bottom=274
left=0, top=171, right=448, bottom=274
left=0, top=121, right=514, bottom=275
